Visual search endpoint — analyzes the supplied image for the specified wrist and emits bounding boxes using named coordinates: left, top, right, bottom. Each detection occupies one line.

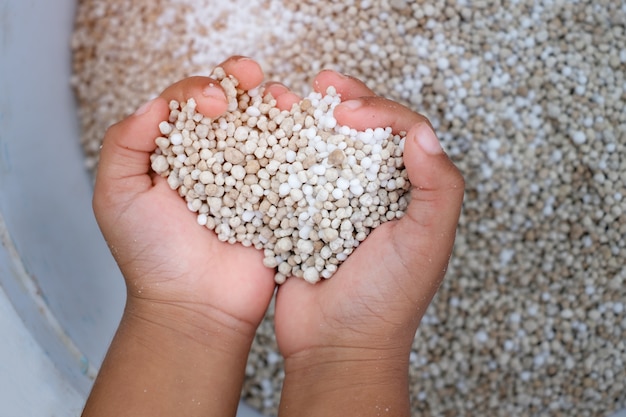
left=124, top=294, right=258, bottom=352
left=279, top=346, right=411, bottom=417
left=83, top=297, right=256, bottom=417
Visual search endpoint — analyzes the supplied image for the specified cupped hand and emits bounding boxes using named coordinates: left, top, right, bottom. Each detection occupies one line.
left=273, top=70, right=465, bottom=361
left=93, top=56, right=276, bottom=336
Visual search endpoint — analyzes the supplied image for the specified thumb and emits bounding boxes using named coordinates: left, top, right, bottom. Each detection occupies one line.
left=393, top=123, right=465, bottom=276
left=94, top=97, right=170, bottom=206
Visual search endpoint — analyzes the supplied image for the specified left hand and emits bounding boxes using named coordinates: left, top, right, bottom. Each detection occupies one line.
left=86, top=57, right=277, bottom=417
left=93, top=56, right=276, bottom=336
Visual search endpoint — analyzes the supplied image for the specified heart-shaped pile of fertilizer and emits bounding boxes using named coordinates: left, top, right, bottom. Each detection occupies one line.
left=151, top=67, right=411, bottom=283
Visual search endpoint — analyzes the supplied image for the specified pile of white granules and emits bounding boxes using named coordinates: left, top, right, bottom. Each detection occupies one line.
left=72, top=1, right=625, bottom=416
left=150, top=68, right=409, bottom=283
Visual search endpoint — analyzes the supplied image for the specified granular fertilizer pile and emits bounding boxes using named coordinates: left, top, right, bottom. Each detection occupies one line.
left=72, top=1, right=626, bottom=416
left=151, top=68, right=409, bottom=283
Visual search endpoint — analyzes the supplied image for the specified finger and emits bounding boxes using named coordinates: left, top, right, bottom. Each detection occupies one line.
left=218, top=56, right=265, bottom=90
left=393, top=123, right=464, bottom=283
left=159, top=57, right=265, bottom=117
left=94, top=58, right=266, bottom=215
left=333, top=96, right=431, bottom=134
left=313, top=70, right=376, bottom=100
left=159, top=76, right=229, bottom=118
left=94, top=97, right=170, bottom=208
left=264, top=82, right=302, bottom=111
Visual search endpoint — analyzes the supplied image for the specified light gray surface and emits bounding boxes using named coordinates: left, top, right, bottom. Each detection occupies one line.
left=0, top=283, right=84, bottom=415
left=0, top=1, right=262, bottom=416
left=0, top=0, right=121, bottom=396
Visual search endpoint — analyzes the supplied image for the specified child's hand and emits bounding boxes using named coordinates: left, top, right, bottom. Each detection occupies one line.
left=274, top=71, right=465, bottom=417
left=86, top=57, right=276, bottom=417
left=94, top=56, right=275, bottom=333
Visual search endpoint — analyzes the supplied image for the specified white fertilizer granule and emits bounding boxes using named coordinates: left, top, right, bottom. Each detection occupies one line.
left=151, top=68, right=409, bottom=283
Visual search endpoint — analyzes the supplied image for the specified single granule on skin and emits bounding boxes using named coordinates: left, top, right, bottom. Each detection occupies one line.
left=151, top=69, right=410, bottom=283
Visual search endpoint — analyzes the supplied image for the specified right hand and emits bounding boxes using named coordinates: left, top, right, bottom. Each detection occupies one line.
left=273, top=71, right=465, bottom=416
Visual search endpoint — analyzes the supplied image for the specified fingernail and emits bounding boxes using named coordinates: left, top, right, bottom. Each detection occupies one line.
left=236, top=55, right=253, bottom=62
left=415, top=124, right=443, bottom=155
left=134, top=98, right=156, bottom=116
left=265, top=82, right=288, bottom=92
left=339, top=99, right=362, bottom=110
left=202, top=85, right=227, bottom=102
left=322, top=69, right=345, bottom=78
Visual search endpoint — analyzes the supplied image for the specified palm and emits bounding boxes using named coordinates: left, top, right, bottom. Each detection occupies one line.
left=274, top=71, right=462, bottom=360
left=109, top=177, right=276, bottom=327
left=274, top=221, right=424, bottom=358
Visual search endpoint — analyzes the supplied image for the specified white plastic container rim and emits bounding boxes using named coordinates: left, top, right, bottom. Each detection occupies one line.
left=0, top=1, right=261, bottom=415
